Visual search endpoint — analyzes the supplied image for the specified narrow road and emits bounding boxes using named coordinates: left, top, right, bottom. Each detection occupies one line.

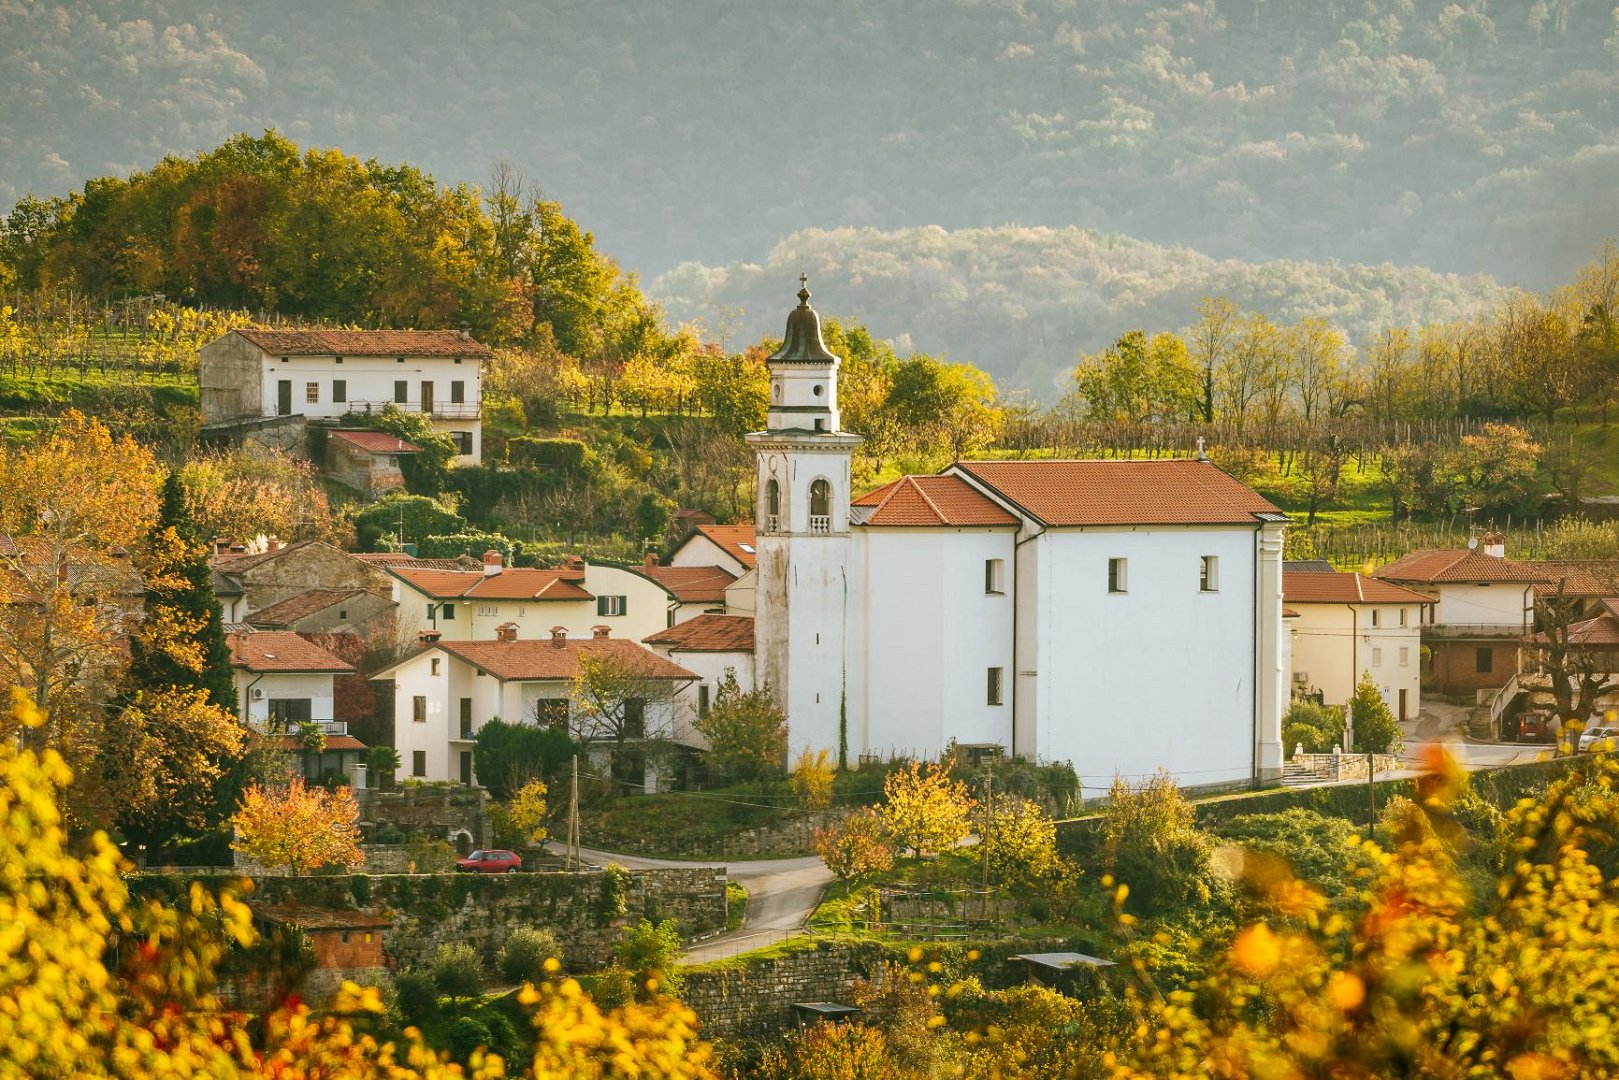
left=544, top=843, right=833, bottom=964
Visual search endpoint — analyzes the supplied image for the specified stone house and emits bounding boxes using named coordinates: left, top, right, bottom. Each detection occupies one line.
left=212, top=539, right=398, bottom=622
left=324, top=429, right=420, bottom=496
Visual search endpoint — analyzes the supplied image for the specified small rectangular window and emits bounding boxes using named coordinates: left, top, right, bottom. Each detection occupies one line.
left=597, top=595, right=627, bottom=617
left=1399, top=646, right=1410, bottom=667
left=451, top=431, right=473, bottom=455
left=451, top=380, right=465, bottom=403
left=305, top=381, right=319, bottom=404
left=426, top=602, right=436, bottom=619
left=394, top=380, right=408, bottom=403
left=984, top=558, right=1005, bottom=595
left=412, top=695, right=427, bottom=723
left=1371, top=647, right=1383, bottom=667
left=1399, top=608, right=1408, bottom=627
left=441, top=603, right=455, bottom=620
left=698, top=684, right=710, bottom=718
left=987, top=667, right=1004, bottom=706
left=1371, top=609, right=1381, bottom=627
left=333, top=379, right=346, bottom=403
left=1200, top=555, right=1219, bottom=593
left=412, top=750, right=427, bottom=776
left=1108, top=558, right=1128, bottom=594
left=430, top=657, right=441, bottom=676
left=1476, top=647, right=1493, bottom=673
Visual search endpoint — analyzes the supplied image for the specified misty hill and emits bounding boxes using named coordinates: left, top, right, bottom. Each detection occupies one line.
left=2, top=1, right=1616, bottom=290
left=653, top=226, right=1506, bottom=395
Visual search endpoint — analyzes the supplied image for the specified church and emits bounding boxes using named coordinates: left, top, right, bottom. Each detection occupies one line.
left=740, top=279, right=1289, bottom=792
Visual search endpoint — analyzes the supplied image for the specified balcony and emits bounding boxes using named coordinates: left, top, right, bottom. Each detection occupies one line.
left=765, top=514, right=779, bottom=533
left=808, top=515, right=831, bottom=535
left=345, top=399, right=481, bottom=421
left=1423, top=623, right=1529, bottom=640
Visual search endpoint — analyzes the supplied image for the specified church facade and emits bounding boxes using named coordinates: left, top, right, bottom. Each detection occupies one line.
left=746, top=280, right=1288, bottom=791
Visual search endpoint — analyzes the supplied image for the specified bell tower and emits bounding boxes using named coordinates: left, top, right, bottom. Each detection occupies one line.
left=747, top=277, right=862, bottom=763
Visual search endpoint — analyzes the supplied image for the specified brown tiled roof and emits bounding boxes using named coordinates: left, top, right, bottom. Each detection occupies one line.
left=1283, top=571, right=1433, bottom=606
left=1531, top=609, right=1619, bottom=647
left=852, top=475, right=1019, bottom=527
left=329, top=429, right=421, bottom=454
left=253, top=905, right=391, bottom=930
left=228, top=630, right=354, bottom=673
left=352, top=552, right=482, bottom=570
left=433, top=638, right=697, bottom=682
left=246, top=589, right=368, bottom=628
left=258, top=733, right=369, bottom=752
left=232, top=328, right=492, bottom=359
left=210, top=539, right=319, bottom=573
left=1374, top=549, right=1549, bottom=584
left=951, top=459, right=1282, bottom=527
left=694, top=525, right=757, bottom=569
left=390, top=567, right=593, bottom=601
left=1529, top=562, right=1619, bottom=598
left=643, top=615, right=755, bottom=652
left=641, top=564, right=737, bottom=603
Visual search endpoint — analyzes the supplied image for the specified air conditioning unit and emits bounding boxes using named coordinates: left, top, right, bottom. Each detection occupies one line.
left=251, top=688, right=264, bottom=699
left=1293, top=672, right=1309, bottom=683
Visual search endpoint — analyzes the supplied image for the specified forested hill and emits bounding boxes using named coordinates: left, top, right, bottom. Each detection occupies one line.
left=653, top=226, right=1506, bottom=395
left=2, top=0, right=1617, bottom=289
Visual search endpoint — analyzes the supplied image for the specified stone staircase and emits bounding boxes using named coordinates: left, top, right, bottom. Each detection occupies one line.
left=1281, top=756, right=1338, bottom=786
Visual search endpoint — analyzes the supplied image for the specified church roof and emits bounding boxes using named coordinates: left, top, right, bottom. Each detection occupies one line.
left=951, top=459, right=1283, bottom=527
left=852, top=475, right=1019, bottom=527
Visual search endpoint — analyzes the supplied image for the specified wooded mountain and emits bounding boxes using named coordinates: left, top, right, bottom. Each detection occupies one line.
left=654, top=226, right=1505, bottom=395
left=2, top=0, right=1615, bottom=293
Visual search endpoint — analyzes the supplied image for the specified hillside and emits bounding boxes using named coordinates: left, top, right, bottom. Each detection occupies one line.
left=653, top=225, right=1507, bottom=394
left=2, top=1, right=1617, bottom=289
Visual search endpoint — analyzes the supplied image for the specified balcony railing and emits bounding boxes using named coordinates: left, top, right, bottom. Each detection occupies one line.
left=765, top=514, right=779, bottom=533
left=344, top=399, right=482, bottom=421
left=808, top=515, right=831, bottom=535
left=1423, top=622, right=1529, bottom=639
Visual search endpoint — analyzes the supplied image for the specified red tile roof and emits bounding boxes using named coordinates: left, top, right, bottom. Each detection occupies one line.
left=246, top=588, right=368, bottom=628
left=643, top=615, right=755, bottom=652
left=951, top=459, right=1282, bottom=527
left=1283, top=571, right=1433, bottom=606
left=1374, top=550, right=1549, bottom=584
left=228, top=630, right=355, bottom=673
left=390, top=567, right=593, bottom=601
left=329, top=429, right=422, bottom=454
left=1530, top=562, right=1619, bottom=598
left=352, top=552, right=482, bottom=570
left=258, top=734, right=369, bottom=752
left=432, top=638, right=697, bottom=682
left=641, top=564, right=738, bottom=603
left=852, top=475, right=1020, bottom=527
left=232, top=328, right=492, bottom=359
left=1531, top=609, right=1619, bottom=647
left=694, top=524, right=757, bottom=569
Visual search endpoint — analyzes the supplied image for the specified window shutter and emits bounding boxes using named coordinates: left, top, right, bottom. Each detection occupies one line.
left=597, top=596, right=607, bottom=616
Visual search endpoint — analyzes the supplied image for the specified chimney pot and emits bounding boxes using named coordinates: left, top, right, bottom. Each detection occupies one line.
left=418, top=629, right=442, bottom=647
left=496, top=622, right=519, bottom=643
left=1482, top=531, right=1506, bottom=559
left=266, top=536, right=282, bottom=552
left=229, top=543, right=247, bottom=554
left=592, top=625, right=611, bottom=639
left=483, top=549, right=504, bottom=576
left=214, top=538, right=231, bottom=555
left=550, top=625, right=567, bottom=648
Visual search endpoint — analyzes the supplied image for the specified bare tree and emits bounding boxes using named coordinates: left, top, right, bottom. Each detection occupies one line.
left=1531, top=578, right=1617, bottom=748
left=568, top=649, right=690, bottom=783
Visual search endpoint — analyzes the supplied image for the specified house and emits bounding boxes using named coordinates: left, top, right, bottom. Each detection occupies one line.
left=742, top=279, right=1289, bottom=789
left=638, top=557, right=738, bottom=622
left=244, top=588, right=395, bottom=636
left=373, top=626, right=697, bottom=786
left=667, top=524, right=757, bottom=577
left=324, top=429, right=420, bottom=496
left=1282, top=571, right=1431, bottom=720
left=643, top=614, right=756, bottom=747
left=250, top=906, right=390, bottom=1007
left=198, top=328, right=489, bottom=463
left=212, top=539, right=398, bottom=622
left=227, top=629, right=367, bottom=782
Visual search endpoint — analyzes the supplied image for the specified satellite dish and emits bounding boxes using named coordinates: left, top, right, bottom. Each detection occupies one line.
left=1467, top=537, right=1478, bottom=550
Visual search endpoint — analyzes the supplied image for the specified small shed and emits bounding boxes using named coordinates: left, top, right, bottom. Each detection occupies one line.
left=791, top=1001, right=863, bottom=1028
left=326, top=429, right=421, bottom=495
left=1008, top=952, right=1116, bottom=995
left=252, top=904, right=393, bottom=1006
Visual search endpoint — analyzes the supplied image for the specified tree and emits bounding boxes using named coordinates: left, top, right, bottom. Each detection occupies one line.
left=507, top=779, right=550, bottom=844
left=1349, top=671, right=1401, bottom=754
left=472, top=717, right=575, bottom=800
left=980, top=795, right=1059, bottom=886
left=93, top=689, right=244, bottom=841
left=1282, top=699, right=1346, bottom=756
left=693, top=669, right=787, bottom=782
left=612, top=918, right=685, bottom=1002
left=1188, top=297, right=1240, bottom=423
left=230, top=777, right=362, bottom=874
left=1448, top=422, right=1542, bottom=514
left=431, top=943, right=483, bottom=1005
left=1067, top=329, right=1199, bottom=423
left=569, top=650, right=683, bottom=782
left=1101, top=770, right=1216, bottom=915
left=880, top=760, right=975, bottom=858
left=352, top=491, right=465, bottom=552
left=178, top=447, right=341, bottom=548
left=880, top=354, right=1001, bottom=459
left=814, top=806, right=896, bottom=880
left=1531, top=578, right=1618, bottom=746
left=789, top=747, right=836, bottom=810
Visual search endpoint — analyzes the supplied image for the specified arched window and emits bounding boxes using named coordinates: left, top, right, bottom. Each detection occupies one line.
left=765, top=479, right=780, bottom=532
left=809, top=479, right=832, bottom=534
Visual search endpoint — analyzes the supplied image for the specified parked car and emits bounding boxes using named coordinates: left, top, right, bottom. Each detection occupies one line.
left=1578, top=727, right=1618, bottom=754
left=456, top=849, right=522, bottom=873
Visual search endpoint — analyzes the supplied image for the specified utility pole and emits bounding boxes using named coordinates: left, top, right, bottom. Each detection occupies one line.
left=1367, top=751, right=1377, bottom=829
left=981, top=773, right=993, bottom=908
left=568, top=754, right=580, bottom=871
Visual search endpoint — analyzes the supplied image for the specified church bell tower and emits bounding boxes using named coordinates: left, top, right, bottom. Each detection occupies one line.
left=746, top=277, right=862, bottom=763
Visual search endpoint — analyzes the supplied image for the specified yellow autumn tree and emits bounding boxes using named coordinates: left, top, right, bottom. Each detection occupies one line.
left=92, top=686, right=244, bottom=831
left=507, top=778, right=550, bottom=843
left=232, top=776, right=364, bottom=874
left=880, top=759, right=976, bottom=858
left=790, top=747, right=836, bottom=810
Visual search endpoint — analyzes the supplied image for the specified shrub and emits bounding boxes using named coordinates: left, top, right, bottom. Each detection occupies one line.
left=613, top=919, right=684, bottom=1000
left=694, top=669, right=788, bottom=783
left=445, top=1016, right=493, bottom=1064
left=481, top=1010, right=520, bottom=1060
left=500, top=927, right=564, bottom=985
left=431, top=943, right=483, bottom=1003
left=1350, top=672, right=1402, bottom=754
left=473, top=718, right=576, bottom=800
left=814, top=806, right=896, bottom=880
left=392, top=968, right=440, bottom=1026
left=506, top=436, right=590, bottom=471
left=406, top=835, right=456, bottom=873
left=981, top=795, right=1060, bottom=886
left=880, top=760, right=976, bottom=857
left=1101, top=770, right=1217, bottom=916
left=789, top=747, right=836, bottom=809
left=1283, top=700, right=1346, bottom=756
left=1214, top=809, right=1373, bottom=899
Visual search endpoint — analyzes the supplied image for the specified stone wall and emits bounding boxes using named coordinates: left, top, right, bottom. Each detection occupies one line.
left=585, top=808, right=847, bottom=859
left=358, top=785, right=490, bottom=850
left=128, top=866, right=727, bottom=973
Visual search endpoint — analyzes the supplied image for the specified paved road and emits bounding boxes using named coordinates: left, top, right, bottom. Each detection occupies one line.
left=544, top=843, right=833, bottom=964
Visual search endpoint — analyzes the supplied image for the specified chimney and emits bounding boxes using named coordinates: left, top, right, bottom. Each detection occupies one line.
left=561, top=555, right=587, bottom=581
left=592, top=625, right=611, bottom=639
left=644, top=553, right=658, bottom=569
left=229, top=543, right=247, bottom=554
left=418, top=629, right=442, bottom=647
left=109, top=546, right=128, bottom=560
left=266, top=536, right=282, bottom=553
left=549, top=625, right=567, bottom=648
left=214, top=538, right=232, bottom=556
left=1482, top=531, right=1506, bottom=559
left=496, top=622, right=519, bottom=643
left=483, top=549, right=504, bottom=576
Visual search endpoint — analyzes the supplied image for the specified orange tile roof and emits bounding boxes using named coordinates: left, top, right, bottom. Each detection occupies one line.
left=228, top=630, right=355, bottom=673
left=1374, top=549, right=1549, bottom=584
left=329, top=429, right=422, bottom=454
left=352, top=552, right=481, bottom=570
left=433, top=638, right=697, bottom=682
left=641, top=565, right=737, bottom=603
left=1283, top=571, right=1433, bottom=606
left=390, top=567, right=593, bottom=601
left=852, top=475, right=1020, bottom=527
left=233, top=328, right=492, bottom=359
left=1529, top=562, right=1619, bottom=598
left=695, top=524, right=757, bottom=569
left=1531, top=609, right=1619, bottom=647
left=258, top=734, right=369, bottom=752
left=951, top=459, right=1283, bottom=527
left=246, top=588, right=368, bottom=627
left=643, top=615, right=755, bottom=652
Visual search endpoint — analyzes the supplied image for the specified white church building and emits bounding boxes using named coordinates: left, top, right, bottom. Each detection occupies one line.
left=746, top=279, right=1288, bottom=791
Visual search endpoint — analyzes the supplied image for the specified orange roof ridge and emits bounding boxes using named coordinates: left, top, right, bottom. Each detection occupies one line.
left=907, top=477, right=949, bottom=525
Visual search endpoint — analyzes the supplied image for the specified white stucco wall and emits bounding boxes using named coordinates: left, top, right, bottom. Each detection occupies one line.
left=1430, top=582, right=1533, bottom=630
left=649, top=649, right=757, bottom=747
left=670, top=535, right=749, bottom=577
left=1288, top=602, right=1423, bottom=714
left=389, top=650, right=454, bottom=782
left=1028, top=526, right=1263, bottom=790
left=583, top=565, right=680, bottom=640
left=724, top=570, right=756, bottom=615
left=234, top=670, right=337, bottom=728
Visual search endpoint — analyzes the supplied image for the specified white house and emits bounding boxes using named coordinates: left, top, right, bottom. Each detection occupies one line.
left=227, top=629, right=367, bottom=781
left=638, top=559, right=738, bottom=623
left=373, top=626, right=697, bottom=786
left=1282, top=571, right=1430, bottom=720
left=643, top=614, right=756, bottom=749
left=198, top=328, right=489, bottom=463
left=741, top=278, right=1289, bottom=790
left=667, top=524, right=757, bottom=577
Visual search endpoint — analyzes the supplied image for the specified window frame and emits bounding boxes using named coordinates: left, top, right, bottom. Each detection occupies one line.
left=987, top=666, right=1004, bottom=706
left=1108, top=557, right=1128, bottom=594
left=984, top=558, right=1006, bottom=595
left=1199, top=555, right=1219, bottom=593
left=412, top=750, right=427, bottom=777
left=332, top=378, right=346, bottom=403
left=412, top=695, right=427, bottom=723
left=305, top=381, right=320, bottom=405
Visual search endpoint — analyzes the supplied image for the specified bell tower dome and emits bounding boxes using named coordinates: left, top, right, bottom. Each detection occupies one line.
left=765, top=274, right=843, bottom=434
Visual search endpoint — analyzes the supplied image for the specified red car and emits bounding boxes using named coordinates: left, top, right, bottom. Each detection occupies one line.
left=456, top=849, right=523, bottom=874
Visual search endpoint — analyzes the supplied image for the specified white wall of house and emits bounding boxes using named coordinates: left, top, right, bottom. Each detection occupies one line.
left=1289, top=602, right=1423, bottom=715
left=393, top=579, right=594, bottom=641
left=647, top=649, right=756, bottom=747
left=724, top=570, right=756, bottom=615
left=848, top=527, right=1017, bottom=762
left=1429, top=582, right=1533, bottom=630
left=389, top=650, right=454, bottom=782
left=233, top=670, right=338, bottom=729
left=1026, top=525, right=1267, bottom=789
left=583, top=564, right=681, bottom=640
left=669, top=535, right=749, bottom=577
